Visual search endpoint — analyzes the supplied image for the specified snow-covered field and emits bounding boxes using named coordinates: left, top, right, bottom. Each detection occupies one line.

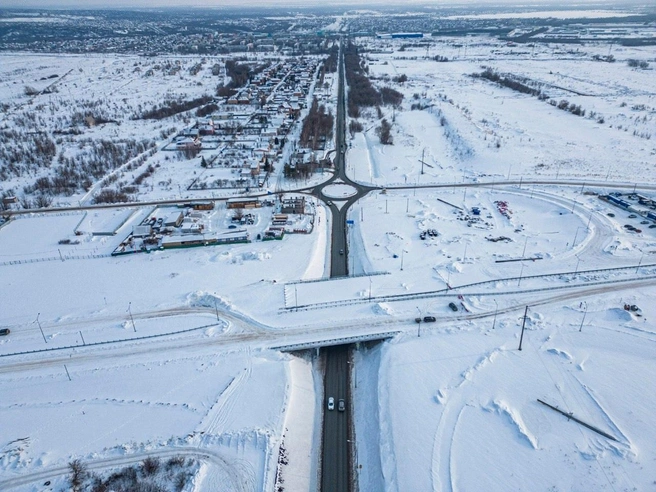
left=2, top=31, right=656, bottom=492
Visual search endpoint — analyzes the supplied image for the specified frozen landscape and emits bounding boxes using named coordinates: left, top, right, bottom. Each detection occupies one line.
left=1, top=3, right=655, bottom=492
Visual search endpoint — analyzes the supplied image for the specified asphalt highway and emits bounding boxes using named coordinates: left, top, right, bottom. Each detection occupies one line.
left=320, top=345, right=351, bottom=492
left=320, top=40, right=356, bottom=492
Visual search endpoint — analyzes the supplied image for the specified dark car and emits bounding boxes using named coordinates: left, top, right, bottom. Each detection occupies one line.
left=339, top=249, right=344, bottom=255
left=338, top=399, right=345, bottom=412
left=423, top=316, right=436, bottom=323
left=415, top=317, right=422, bottom=323
left=0, top=328, right=10, bottom=336
left=448, top=302, right=458, bottom=312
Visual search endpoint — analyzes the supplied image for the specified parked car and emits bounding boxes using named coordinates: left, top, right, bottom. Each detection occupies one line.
left=328, top=397, right=335, bottom=411
left=415, top=317, right=422, bottom=323
left=628, top=214, right=637, bottom=218
left=338, top=399, right=345, bottom=412
left=0, top=328, right=10, bottom=336
left=448, top=302, right=458, bottom=312
left=423, top=316, right=436, bottom=323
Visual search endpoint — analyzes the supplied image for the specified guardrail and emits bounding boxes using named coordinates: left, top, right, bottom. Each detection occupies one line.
left=0, top=253, right=111, bottom=267
left=272, top=330, right=401, bottom=352
left=0, top=323, right=219, bottom=359
left=285, top=270, right=390, bottom=286
left=281, top=263, right=656, bottom=312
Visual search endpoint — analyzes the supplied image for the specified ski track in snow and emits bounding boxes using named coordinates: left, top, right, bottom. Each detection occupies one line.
left=430, top=401, right=457, bottom=492
left=198, top=351, right=252, bottom=436
left=449, top=406, right=466, bottom=492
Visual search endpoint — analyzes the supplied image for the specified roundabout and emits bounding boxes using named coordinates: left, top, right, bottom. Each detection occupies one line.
left=321, top=182, right=358, bottom=200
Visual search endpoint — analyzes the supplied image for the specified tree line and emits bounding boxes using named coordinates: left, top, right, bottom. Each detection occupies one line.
left=299, top=98, right=334, bottom=150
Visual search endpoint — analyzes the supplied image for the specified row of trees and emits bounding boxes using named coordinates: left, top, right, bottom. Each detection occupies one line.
left=549, top=98, right=586, bottom=116
left=344, top=42, right=404, bottom=118
left=68, top=456, right=194, bottom=492
left=134, top=95, right=213, bottom=120
left=474, top=67, right=598, bottom=121
left=627, top=59, right=650, bottom=69
left=299, top=98, right=334, bottom=150
left=473, top=68, right=547, bottom=99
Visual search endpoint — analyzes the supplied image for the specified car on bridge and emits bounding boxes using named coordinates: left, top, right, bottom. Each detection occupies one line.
left=328, top=397, right=335, bottom=411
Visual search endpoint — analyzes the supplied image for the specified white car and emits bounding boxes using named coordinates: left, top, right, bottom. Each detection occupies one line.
left=327, top=397, right=335, bottom=411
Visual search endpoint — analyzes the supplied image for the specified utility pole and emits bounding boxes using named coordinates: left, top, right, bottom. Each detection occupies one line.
left=128, top=302, right=136, bottom=332
left=518, top=306, right=528, bottom=350
left=579, top=302, right=587, bottom=332
left=36, top=313, right=47, bottom=344
left=492, top=299, right=498, bottom=329
left=420, top=148, right=425, bottom=174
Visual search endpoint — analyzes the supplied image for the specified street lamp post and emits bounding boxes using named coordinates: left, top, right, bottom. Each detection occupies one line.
left=572, top=226, right=583, bottom=248
left=579, top=302, right=587, bottom=332
left=636, top=252, right=644, bottom=274
left=492, top=299, right=498, bottom=329
left=36, top=312, right=47, bottom=344
left=518, top=263, right=525, bottom=287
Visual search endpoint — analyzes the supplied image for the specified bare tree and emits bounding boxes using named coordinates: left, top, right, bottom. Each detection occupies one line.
left=69, top=459, right=87, bottom=492
left=376, top=119, right=393, bottom=145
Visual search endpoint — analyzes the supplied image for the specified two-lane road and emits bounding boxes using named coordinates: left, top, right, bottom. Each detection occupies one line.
left=321, top=345, right=351, bottom=492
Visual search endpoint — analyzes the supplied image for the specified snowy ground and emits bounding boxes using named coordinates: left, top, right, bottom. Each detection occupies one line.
left=1, top=31, right=656, bottom=492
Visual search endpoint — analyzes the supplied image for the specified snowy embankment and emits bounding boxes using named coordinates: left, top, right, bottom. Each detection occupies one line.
left=274, top=355, right=319, bottom=491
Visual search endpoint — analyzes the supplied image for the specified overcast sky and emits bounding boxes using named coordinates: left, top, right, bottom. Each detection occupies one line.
left=1, top=0, right=624, bottom=9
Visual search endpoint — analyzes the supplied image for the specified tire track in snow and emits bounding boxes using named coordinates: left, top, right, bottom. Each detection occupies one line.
left=430, top=402, right=460, bottom=492
left=199, top=350, right=252, bottom=436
